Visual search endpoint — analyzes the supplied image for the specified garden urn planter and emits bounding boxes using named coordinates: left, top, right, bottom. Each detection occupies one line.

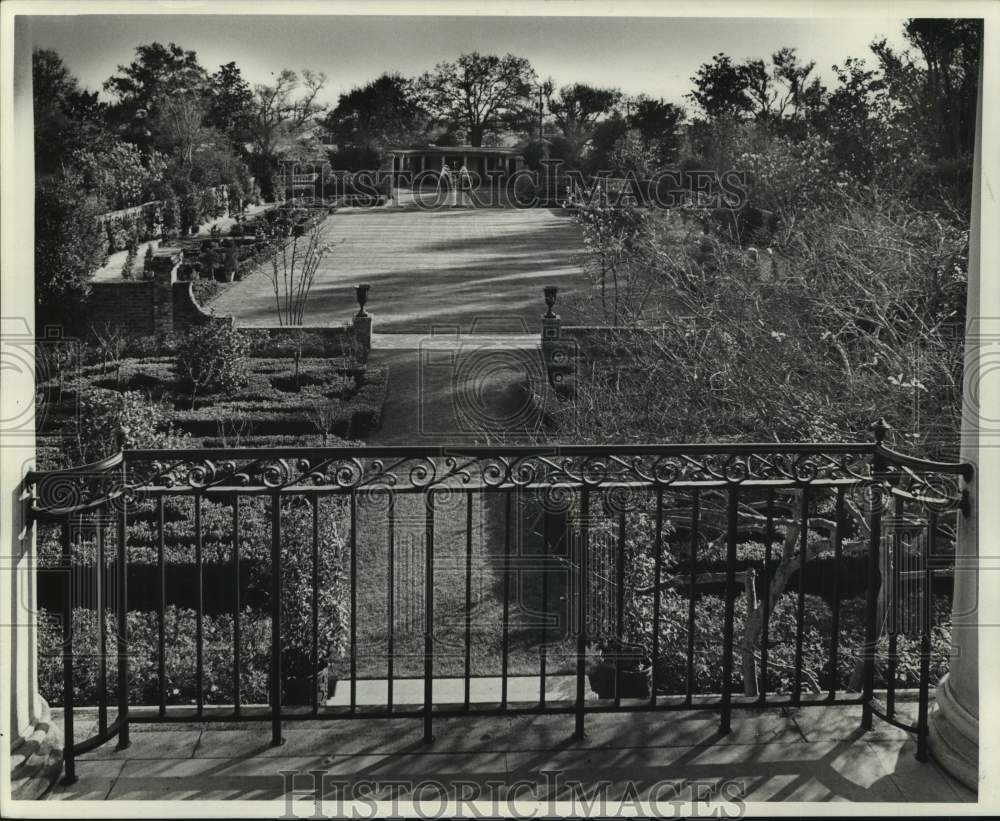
left=588, top=640, right=652, bottom=700
left=282, top=665, right=334, bottom=706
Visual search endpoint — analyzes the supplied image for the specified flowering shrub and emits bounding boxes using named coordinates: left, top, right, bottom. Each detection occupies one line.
left=174, top=322, right=251, bottom=406
left=71, top=143, right=166, bottom=211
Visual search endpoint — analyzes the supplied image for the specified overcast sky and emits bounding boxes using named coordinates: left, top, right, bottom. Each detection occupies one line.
left=22, top=14, right=914, bottom=109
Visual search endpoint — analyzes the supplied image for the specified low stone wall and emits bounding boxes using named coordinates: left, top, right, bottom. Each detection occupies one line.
left=81, top=251, right=372, bottom=353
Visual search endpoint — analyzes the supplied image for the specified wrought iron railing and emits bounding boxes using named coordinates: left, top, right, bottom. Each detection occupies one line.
left=26, top=422, right=972, bottom=784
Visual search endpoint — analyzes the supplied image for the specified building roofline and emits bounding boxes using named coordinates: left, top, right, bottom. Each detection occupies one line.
left=386, top=145, right=524, bottom=157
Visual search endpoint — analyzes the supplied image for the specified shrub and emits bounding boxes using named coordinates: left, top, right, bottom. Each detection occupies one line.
left=35, top=171, right=108, bottom=329
left=38, top=498, right=351, bottom=707
left=39, top=606, right=271, bottom=707
left=161, top=195, right=181, bottom=237
left=67, top=389, right=188, bottom=464
left=175, top=321, right=251, bottom=405
left=179, top=190, right=201, bottom=235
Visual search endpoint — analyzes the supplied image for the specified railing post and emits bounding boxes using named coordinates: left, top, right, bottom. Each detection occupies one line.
left=96, top=514, right=107, bottom=736
left=917, top=510, right=937, bottom=761
left=720, top=486, right=739, bottom=734
left=60, top=518, right=76, bottom=785
left=423, top=491, right=435, bottom=744
left=115, top=486, right=130, bottom=751
left=270, top=493, right=283, bottom=747
left=862, top=419, right=889, bottom=731
left=574, top=486, right=590, bottom=741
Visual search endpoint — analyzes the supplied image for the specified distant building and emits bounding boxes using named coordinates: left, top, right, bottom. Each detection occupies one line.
left=385, top=145, right=526, bottom=182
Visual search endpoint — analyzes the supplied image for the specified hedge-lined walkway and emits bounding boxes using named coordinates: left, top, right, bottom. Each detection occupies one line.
left=91, top=202, right=274, bottom=282
left=206, top=207, right=589, bottom=333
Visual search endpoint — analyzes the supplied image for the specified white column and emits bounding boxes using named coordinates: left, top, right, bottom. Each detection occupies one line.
left=927, top=41, right=991, bottom=794
left=389, top=154, right=397, bottom=207
left=3, top=19, right=63, bottom=799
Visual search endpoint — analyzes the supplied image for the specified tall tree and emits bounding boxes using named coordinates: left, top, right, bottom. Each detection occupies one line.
left=628, top=96, right=685, bottom=163
left=246, top=69, right=328, bottom=199
left=32, top=49, right=106, bottom=176
left=206, top=61, right=254, bottom=148
left=895, top=18, right=981, bottom=159
left=103, top=42, right=209, bottom=148
left=687, top=53, right=753, bottom=120
left=771, top=47, right=821, bottom=121
left=416, top=52, right=536, bottom=146
left=323, top=73, right=428, bottom=168
left=547, top=83, right=622, bottom=163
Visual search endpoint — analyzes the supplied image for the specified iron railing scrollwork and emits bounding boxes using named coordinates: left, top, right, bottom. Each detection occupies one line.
left=26, top=430, right=972, bottom=783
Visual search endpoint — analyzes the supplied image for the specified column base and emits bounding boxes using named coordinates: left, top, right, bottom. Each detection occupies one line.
left=928, top=672, right=979, bottom=793
left=11, top=697, right=64, bottom=800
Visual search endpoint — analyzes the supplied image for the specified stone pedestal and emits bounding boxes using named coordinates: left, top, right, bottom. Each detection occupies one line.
left=542, top=315, right=561, bottom=343
left=150, top=250, right=182, bottom=335
left=352, top=313, right=373, bottom=352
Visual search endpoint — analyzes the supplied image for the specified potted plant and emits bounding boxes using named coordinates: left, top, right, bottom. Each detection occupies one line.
left=588, top=638, right=652, bottom=700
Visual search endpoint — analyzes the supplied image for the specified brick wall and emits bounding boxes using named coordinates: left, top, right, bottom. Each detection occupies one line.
left=81, top=251, right=225, bottom=339
left=85, top=280, right=157, bottom=336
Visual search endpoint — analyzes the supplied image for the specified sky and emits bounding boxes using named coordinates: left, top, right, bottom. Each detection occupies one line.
left=21, top=13, right=915, bottom=109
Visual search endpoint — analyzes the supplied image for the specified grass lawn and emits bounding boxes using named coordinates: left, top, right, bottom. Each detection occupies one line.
left=207, top=207, right=591, bottom=334
left=348, top=485, right=578, bottom=683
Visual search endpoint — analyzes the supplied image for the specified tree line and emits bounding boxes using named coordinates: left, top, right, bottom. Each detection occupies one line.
left=33, top=18, right=980, bottom=331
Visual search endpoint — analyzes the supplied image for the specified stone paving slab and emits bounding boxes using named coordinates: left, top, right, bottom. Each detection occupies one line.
left=46, top=707, right=976, bottom=803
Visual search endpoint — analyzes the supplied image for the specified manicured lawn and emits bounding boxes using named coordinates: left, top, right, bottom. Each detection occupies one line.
left=207, top=207, right=591, bottom=334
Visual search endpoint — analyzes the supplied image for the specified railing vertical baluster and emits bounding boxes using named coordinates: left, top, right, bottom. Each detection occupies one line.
left=158, top=497, right=166, bottom=718
left=720, top=486, right=738, bottom=734
left=887, top=494, right=904, bottom=718
left=232, top=497, right=240, bottom=718
left=917, top=510, right=936, bottom=762
left=539, top=500, right=548, bottom=708
left=388, top=492, right=395, bottom=713
left=424, top=491, right=435, bottom=744
left=350, top=492, right=357, bottom=713
left=116, top=491, right=130, bottom=750
left=861, top=441, right=886, bottom=732
left=311, top=496, right=320, bottom=716
left=96, top=515, right=107, bottom=735
left=464, top=492, right=472, bottom=710
left=759, top=489, right=774, bottom=705
left=61, top=518, right=76, bottom=785
left=195, top=494, right=203, bottom=719
left=270, top=493, right=283, bottom=747
left=650, top=487, right=664, bottom=709
left=686, top=490, right=699, bottom=705
left=828, top=488, right=845, bottom=701
left=501, top=491, right=511, bottom=710
left=574, top=486, right=590, bottom=740
left=614, top=509, right=625, bottom=709
left=793, top=486, right=809, bottom=705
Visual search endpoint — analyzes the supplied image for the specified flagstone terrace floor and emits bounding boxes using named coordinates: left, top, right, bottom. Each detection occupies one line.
left=49, top=703, right=974, bottom=804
